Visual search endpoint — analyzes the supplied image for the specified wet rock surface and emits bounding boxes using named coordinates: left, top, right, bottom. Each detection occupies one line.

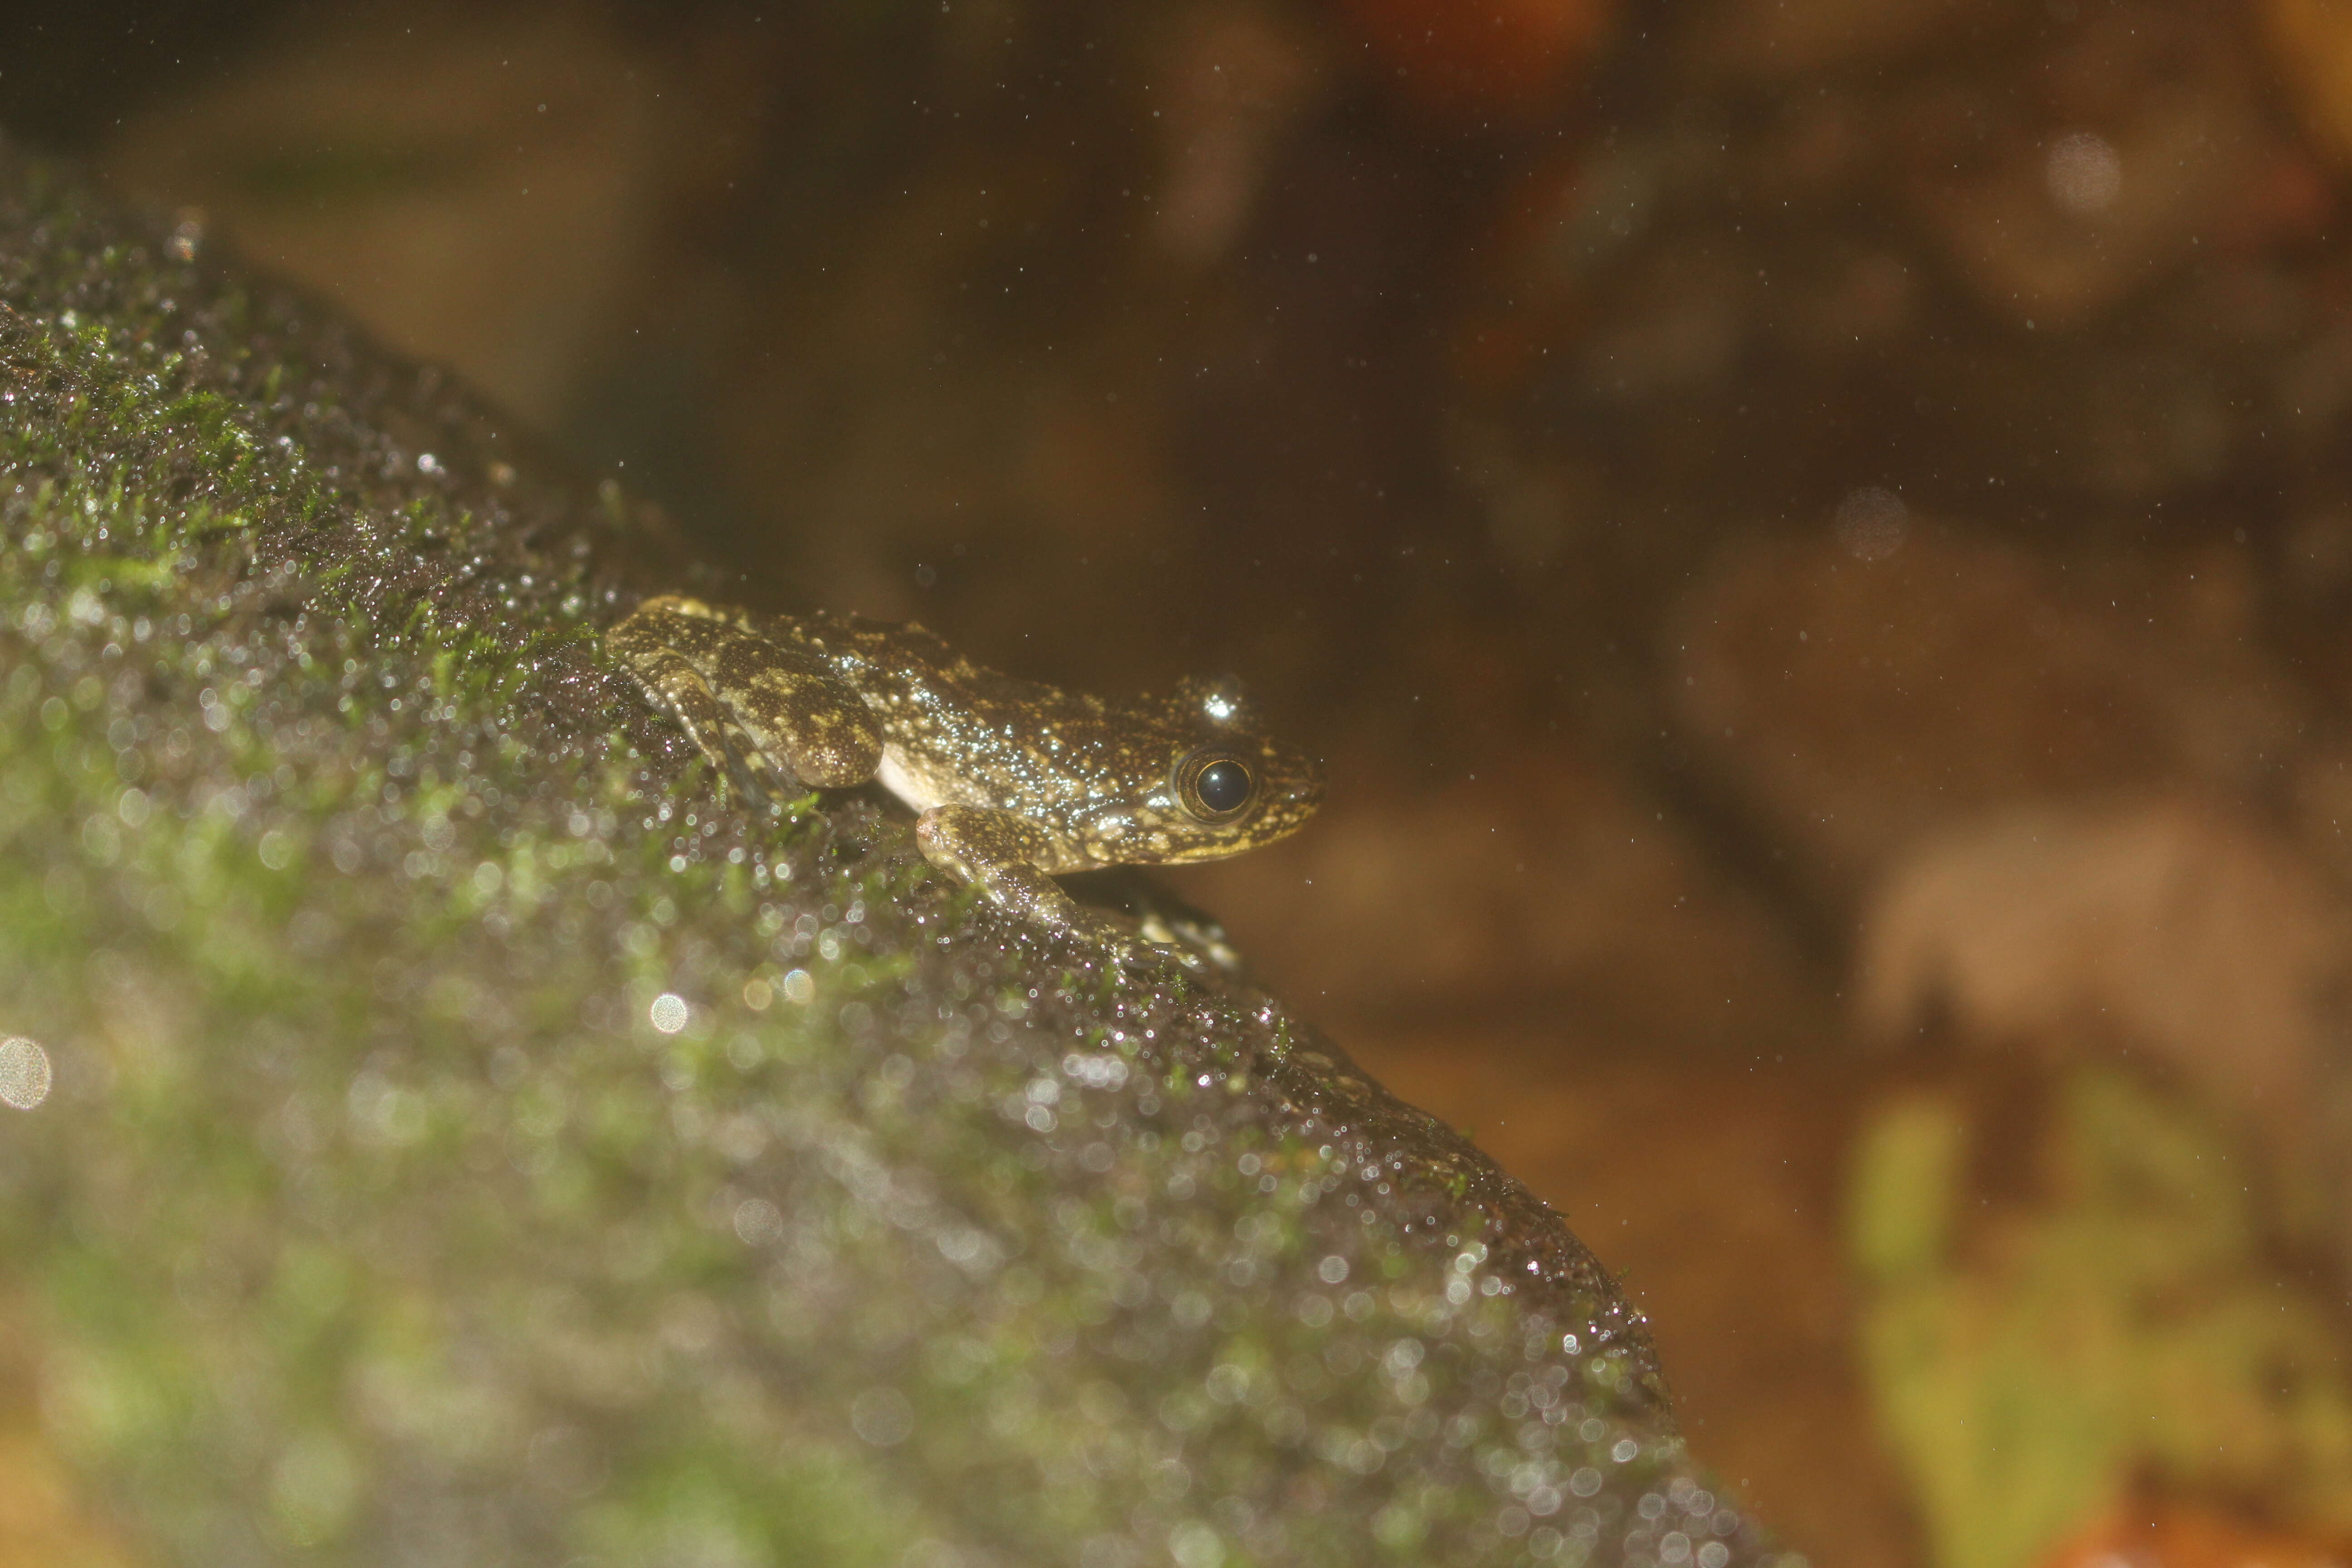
left=0, top=144, right=1776, bottom=1567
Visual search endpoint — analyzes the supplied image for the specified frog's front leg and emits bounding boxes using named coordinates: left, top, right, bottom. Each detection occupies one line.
left=610, top=595, right=882, bottom=797
left=916, top=804, right=1127, bottom=945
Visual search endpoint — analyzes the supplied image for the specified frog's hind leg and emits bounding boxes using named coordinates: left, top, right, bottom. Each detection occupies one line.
left=608, top=595, right=882, bottom=795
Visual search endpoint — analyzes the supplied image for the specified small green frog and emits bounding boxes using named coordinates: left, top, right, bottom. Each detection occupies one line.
left=608, top=594, right=1324, bottom=946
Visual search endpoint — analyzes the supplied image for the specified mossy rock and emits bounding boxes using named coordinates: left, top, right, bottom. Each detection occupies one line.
left=0, top=139, right=1775, bottom=1568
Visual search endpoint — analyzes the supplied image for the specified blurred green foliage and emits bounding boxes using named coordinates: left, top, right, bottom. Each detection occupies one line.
left=1851, top=1069, right=2352, bottom=1568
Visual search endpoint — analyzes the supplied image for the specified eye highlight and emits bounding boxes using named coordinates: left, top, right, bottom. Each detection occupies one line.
left=1176, top=749, right=1256, bottom=823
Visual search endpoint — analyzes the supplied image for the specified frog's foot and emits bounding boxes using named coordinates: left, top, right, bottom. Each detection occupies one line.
left=1134, top=906, right=1243, bottom=976
left=1049, top=872, right=1242, bottom=975
left=916, top=805, right=1154, bottom=965
left=609, top=594, right=883, bottom=797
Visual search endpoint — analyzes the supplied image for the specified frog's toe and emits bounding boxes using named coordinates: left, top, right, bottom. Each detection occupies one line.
left=621, top=649, right=733, bottom=771
left=715, top=720, right=776, bottom=808
left=1084, top=925, right=1176, bottom=979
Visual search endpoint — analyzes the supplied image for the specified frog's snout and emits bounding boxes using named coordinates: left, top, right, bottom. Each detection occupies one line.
left=1254, top=744, right=1326, bottom=840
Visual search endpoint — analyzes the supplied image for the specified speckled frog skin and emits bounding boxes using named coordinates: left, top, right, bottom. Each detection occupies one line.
left=609, top=594, right=1324, bottom=944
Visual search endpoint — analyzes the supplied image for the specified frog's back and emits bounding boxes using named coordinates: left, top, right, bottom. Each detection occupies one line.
left=802, top=614, right=1113, bottom=727
left=801, top=612, right=1185, bottom=813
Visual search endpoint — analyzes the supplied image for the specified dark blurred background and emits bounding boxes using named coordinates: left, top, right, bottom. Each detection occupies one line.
left=12, top=2, right=2352, bottom=1565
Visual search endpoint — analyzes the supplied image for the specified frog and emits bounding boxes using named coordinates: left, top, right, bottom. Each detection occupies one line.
left=607, top=593, right=1324, bottom=950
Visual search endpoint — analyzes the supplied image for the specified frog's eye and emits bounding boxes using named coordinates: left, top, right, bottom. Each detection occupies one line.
left=1176, top=748, right=1256, bottom=823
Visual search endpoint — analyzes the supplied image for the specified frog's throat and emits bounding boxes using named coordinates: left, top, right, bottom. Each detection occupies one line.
left=873, top=750, right=948, bottom=813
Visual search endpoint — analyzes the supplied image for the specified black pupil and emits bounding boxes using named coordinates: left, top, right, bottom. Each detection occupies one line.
left=1195, top=760, right=1252, bottom=816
